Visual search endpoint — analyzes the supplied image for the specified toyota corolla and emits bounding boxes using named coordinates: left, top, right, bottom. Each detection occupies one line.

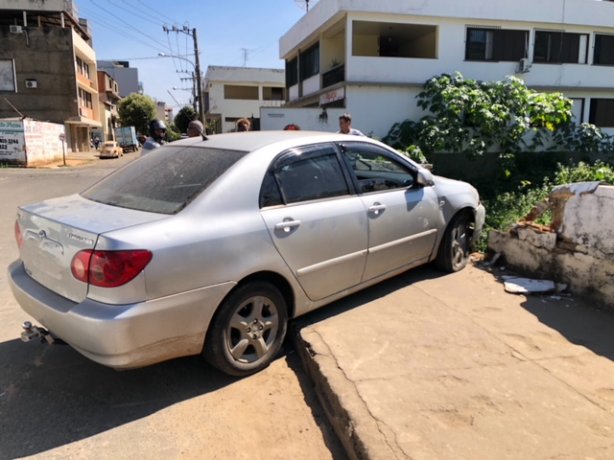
left=9, top=131, right=485, bottom=376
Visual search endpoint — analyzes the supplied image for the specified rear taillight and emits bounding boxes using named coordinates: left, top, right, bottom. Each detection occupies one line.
left=14, top=220, right=24, bottom=249
left=71, top=250, right=152, bottom=288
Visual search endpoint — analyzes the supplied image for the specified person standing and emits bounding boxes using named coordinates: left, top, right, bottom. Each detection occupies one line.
left=337, top=113, right=365, bottom=136
left=142, top=119, right=167, bottom=154
left=187, top=120, right=205, bottom=137
left=236, top=118, right=251, bottom=132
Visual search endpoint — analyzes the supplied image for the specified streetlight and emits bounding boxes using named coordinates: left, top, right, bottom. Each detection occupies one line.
left=158, top=52, right=204, bottom=122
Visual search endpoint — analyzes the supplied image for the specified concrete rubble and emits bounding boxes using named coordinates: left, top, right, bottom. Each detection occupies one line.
left=488, top=182, right=614, bottom=309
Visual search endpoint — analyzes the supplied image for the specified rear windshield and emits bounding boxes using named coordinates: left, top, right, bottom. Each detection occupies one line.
left=82, top=145, right=247, bottom=214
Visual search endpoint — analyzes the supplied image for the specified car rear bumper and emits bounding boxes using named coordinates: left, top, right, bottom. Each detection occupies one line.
left=8, top=260, right=235, bottom=369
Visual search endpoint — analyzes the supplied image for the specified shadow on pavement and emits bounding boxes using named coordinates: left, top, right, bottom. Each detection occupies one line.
left=0, top=264, right=443, bottom=459
left=520, top=295, right=614, bottom=362
left=294, top=264, right=447, bottom=327
left=0, top=339, right=235, bottom=459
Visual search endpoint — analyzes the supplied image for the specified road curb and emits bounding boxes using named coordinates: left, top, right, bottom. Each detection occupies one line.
left=292, top=325, right=403, bottom=460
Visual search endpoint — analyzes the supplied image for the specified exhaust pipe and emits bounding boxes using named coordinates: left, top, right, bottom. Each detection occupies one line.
left=21, top=321, right=56, bottom=345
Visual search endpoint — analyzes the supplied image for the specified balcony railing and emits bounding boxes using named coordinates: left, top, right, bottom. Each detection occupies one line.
left=261, top=100, right=285, bottom=107
left=322, top=64, right=345, bottom=89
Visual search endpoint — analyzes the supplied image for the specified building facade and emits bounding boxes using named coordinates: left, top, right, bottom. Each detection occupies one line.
left=204, top=66, right=286, bottom=133
left=96, top=71, right=121, bottom=141
left=279, top=0, right=614, bottom=138
left=0, top=0, right=101, bottom=152
left=97, top=61, right=141, bottom=98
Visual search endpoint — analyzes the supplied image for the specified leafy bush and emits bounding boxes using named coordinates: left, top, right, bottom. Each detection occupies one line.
left=554, top=160, right=614, bottom=184
left=384, top=72, right=614, bottom=157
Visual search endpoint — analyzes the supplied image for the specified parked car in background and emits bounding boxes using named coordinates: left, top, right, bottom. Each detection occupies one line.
left=99, top=141, right=123, bottom=158
left=9, top=131, right=485, bottom=377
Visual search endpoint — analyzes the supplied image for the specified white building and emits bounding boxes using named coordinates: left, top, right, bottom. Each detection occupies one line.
left=204, top=66, right=285, bottom=133
left=276, top=0, right=614, bottom=137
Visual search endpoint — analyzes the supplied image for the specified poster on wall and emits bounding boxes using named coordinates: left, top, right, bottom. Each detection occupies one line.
left=23, top=119, right=65, bottom=163
left=0, top=119, right=26, bottom=163
left=0, top=59, right=17, bottom=92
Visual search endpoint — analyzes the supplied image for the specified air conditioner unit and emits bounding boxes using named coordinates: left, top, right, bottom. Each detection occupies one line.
left=518, top=58, right=532, bottom=73
left=9, top=25, right=23, bottom=34
left=25, top=79, right=37, bottom=89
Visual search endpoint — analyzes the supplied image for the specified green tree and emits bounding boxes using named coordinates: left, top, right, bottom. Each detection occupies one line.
left=117, top=94, right=157, bottom=135
left=174, top=106, right=197, bottom=134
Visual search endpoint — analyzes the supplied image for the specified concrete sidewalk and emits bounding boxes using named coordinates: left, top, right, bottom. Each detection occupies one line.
left=295, top=264, right=614, bottom=459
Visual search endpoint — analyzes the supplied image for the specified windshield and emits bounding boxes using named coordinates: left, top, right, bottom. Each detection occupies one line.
left=82, top=145, right=247, bottom=214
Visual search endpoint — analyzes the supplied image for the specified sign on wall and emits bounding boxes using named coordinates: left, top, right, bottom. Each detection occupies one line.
left=0, top=119, right=65, bottom=165
left=319, top=87, right=345, bottom=106
left=0, top=119, right=26, bottom=163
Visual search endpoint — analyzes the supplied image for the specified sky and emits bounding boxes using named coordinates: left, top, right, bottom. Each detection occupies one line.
left=76, top=0, right=316, bottom=111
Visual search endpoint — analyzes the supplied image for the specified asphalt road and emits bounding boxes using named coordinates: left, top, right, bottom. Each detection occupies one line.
left=0, top=155, right=345, bottom=460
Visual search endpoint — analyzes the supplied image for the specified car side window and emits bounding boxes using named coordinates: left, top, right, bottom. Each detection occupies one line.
left=260, top=144, right=350, bottom=207
left=341, top=143, right=415, bottom=193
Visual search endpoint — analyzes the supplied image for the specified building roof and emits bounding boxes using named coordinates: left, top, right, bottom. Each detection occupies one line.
left=205, top=66, right=285, bottom=84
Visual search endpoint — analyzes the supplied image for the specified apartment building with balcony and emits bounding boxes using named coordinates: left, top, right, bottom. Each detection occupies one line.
left=204, top=66, right=286, bottom=133
left=96, top=71, right=121, bottom=141
left=279, top=0, right=614, bottom=138
left=0, top=0, right=101, bottom=152
left=97, top=61, right=141, bottom=98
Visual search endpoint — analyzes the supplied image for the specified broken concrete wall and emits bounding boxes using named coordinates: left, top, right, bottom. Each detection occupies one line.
left=489, top=183, right=614, bottom=308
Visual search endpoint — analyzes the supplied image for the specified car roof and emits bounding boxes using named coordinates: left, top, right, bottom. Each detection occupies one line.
left=166, top=130, right=381, bottom=153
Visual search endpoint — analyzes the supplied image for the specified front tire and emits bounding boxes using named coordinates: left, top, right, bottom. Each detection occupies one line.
left=435, top=212, right=474, bottom=272
left=204, top=282, right=288, bottom=377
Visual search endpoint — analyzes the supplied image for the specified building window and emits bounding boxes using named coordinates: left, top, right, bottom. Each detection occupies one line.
left=0, top=59, right=16, bottom=92
left=223, top=85, right=258, bottom=100
left=78, top=88, right=93, bottom=108
left=589, top=99, right=614, bottom=127
left=286, top=57, right=298, bottom=87
left=352, top=21, right=437, bottom=59
left=263, top=86, right=285, bottom=101
left=299, top=43, right=319, bottom=81
left=570, top=98, right=585, bottom=123
left=465, top=28, right=528, bottom=61
left=534, top=31, right=588, bottom=64
left=594, top=34, right=614, bottom=65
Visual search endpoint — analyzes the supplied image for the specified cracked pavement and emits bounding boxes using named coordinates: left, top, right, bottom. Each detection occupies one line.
left=294, top=263, right=614, bottom=459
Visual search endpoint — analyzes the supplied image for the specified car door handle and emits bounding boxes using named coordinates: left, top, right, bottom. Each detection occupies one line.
left=274, top=219, right=301, bottom=233
left=368, top=203, right=387, bottom=216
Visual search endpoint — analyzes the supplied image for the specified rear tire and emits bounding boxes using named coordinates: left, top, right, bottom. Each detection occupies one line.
left=435, top=212, right=474, bottom=272
left=204, top=282, right=288, bottom=377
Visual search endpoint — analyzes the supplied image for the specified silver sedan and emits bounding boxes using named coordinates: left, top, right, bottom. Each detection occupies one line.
left=8, top=131, right=485, bottom=376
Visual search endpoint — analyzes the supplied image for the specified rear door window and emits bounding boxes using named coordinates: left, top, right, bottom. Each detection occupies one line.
left=82, top=145, right=247, bottom=214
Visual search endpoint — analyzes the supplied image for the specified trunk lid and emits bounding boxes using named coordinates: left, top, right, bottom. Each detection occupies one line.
left=17, top=194, right=164, bottom=303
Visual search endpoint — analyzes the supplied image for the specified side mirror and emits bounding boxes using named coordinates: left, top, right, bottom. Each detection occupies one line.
left=416, top=169, right=434, bottom=187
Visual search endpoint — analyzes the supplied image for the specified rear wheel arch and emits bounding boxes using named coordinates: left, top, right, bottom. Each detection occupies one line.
left=238, top=271, right=296, bottom=318
left=202, top=271, right=296, bottom=377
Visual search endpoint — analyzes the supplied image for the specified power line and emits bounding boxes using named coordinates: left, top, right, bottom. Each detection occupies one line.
left=109, top=0, right=162, bottom=26
left=89, top=0, right=171, bottom=52
left=84, top=14, right=167, bottom=54
left=137, top=0, right=179, bottom=24
left=107, top=0, right=162, bottom=27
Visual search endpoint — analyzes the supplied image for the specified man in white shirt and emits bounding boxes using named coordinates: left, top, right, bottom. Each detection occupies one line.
left=337, top=113, right=365, bottom=136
